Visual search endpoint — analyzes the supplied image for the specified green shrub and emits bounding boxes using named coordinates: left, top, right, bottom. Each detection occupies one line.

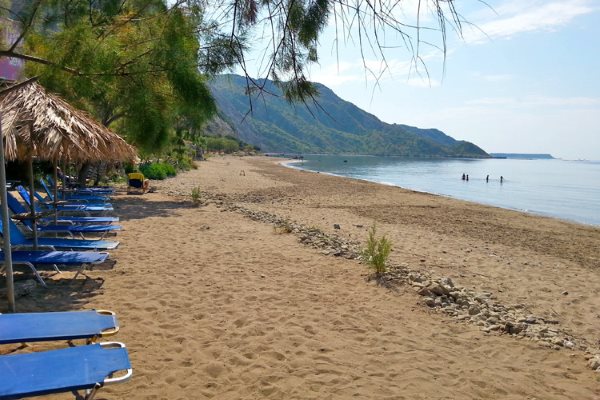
left=140, top=162, right=177, bottom=180
left=191, top=186, right=202, bottom=206
left=124, top=162, right=135, bottom=174
left=176, top=157, right=193, bottom=171
left=168, top=154, right=194, bottom=171
left=140, top=163, right=166, bottom=180
left=205, top=136, right=240, bottom=153
left=162, top=163, right=177, bottom=177
left=361, top=224, right=392, bottom=275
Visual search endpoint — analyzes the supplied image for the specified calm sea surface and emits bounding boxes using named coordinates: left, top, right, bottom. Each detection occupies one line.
left=289, top=155, right=600, bottom=226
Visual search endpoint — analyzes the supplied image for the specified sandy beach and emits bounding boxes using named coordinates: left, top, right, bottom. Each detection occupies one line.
left=2, top=155, right=599, bottom=399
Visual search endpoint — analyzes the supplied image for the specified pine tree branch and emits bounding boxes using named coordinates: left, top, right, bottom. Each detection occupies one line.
left=0, top=50, right=81, bottom=75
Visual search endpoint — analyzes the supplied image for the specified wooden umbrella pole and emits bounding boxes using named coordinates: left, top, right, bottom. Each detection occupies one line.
left=61, top=161, right=67, bottom=198
left=0, top=110, right=16, bottom=312
left=53, top=159, right=59, bottom=225
left=28, top=156, right=38, bottom=249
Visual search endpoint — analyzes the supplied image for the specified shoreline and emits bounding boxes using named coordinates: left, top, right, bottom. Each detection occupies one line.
left=5, top=155, right=599, bottom=399
left=281, top=157, right=600, bottom=227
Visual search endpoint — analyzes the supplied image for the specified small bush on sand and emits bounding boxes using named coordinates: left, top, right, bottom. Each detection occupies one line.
left=191, top=186, right=202, bottom=206
left=273, top=222, right=293, bottom=234
left=362, top=224, right=392, bottom=276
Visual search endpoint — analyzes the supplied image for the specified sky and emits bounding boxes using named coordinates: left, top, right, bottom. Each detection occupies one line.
left=244, top=0, right=600, bottom=160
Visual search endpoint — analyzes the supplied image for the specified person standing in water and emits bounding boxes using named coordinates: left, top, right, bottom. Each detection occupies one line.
left=486, top=175, right=489, bottom=183
left=462, top=173, right=466, bottom=180
left=500, top=176, right=504, bottom=184
left=466, top=174, right=469, bottom=181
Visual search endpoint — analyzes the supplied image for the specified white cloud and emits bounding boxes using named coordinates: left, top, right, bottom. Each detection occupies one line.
left=465, top=95, right=600, bottom=108
left=464, top=0, right=596, bottom=44
left=405, top=76, right=441, bottom=88
left=309, top=52, right=444, bottom=88
left=308, top=62, right=362, bottom=87
left=475, top=73, right=514, bottom=82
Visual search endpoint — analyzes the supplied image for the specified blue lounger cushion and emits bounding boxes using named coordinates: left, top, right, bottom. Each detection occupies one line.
left=0, top=219, right=119, bottom=250
left=18, top=186, right=113, bottom=211
left=33, top=191, right=112, bottom=209
left=36, top=199, right=113, bottom=212
left=32, top=238, right=118, bottom=250
left=36, top=224, right=122, bottom=233
left=0, top=250, right=109, bottom=287
left=16, top=189, right=117, bottom=218
left=0, top=310, right=118, bottom=345
left=39, top=179, right=110, bottom=203
left=5, top=192, right=119, bottom=224
left=0, top=250, right=109, bottom=265
left=46, top=177, right=115, bottom=194
left=0, top=342, right=132, bottom=399
left=45, top=216, right=119, bottom=224
left=43, top=200, right=112, bottom=210
left=8, top=197, right=120, bottom=232
left=63, top=193, right=110, bottom=201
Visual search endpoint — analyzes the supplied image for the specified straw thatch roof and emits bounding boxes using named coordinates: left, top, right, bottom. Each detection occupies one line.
left=0, top=80, right=137, bottom=162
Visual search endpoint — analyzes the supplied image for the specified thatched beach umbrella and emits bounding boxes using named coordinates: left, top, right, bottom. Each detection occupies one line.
left=1, top=80, right=136, bottom=163
left=1, top=79, right=137, bottom=221
left=0, top=79, right=137, bottom=311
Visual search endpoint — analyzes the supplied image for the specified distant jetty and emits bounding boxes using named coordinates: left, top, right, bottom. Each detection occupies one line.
left=490, top=153, right=554, bottom=160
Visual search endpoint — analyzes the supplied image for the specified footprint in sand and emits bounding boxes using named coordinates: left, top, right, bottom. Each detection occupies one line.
left=263, top=351, right=286, bottom=361
left=233, top=318, right=247, bottom=328
left=205, top=363, right=226, bottom=378
left=303, top=325, right=316, bottom=335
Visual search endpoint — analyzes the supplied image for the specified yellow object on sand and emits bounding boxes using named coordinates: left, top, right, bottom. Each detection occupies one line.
left=127, top=172, right=148, bottom=193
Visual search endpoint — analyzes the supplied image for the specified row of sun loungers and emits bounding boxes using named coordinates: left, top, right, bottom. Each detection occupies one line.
left=0, top=311, right=131, bottom=400
left=1, top=180, right=132, bottom=399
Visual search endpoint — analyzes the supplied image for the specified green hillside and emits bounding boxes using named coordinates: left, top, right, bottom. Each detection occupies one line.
left=205, top=74, right=489, bottom=158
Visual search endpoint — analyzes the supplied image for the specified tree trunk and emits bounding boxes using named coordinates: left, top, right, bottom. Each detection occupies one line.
left=77, top=162, right=91, bottom=188
left=93, top=161, right=106, bottom=186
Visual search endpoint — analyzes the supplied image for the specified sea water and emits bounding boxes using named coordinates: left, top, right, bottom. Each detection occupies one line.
left=289, top=155, right=600, bottom=226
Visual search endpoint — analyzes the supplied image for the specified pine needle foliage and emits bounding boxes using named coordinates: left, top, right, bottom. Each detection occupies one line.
left=4, top=0, right=470, bottom=127
left=18, top=1, right=217, bottom=154
left=362, top=224, right=392, bottom=276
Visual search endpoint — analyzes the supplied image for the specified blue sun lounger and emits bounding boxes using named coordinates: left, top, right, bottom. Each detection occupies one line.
left=1, top=219, right=119, bottom=251
left=22, top=220, right=121, bottom=238
left=31, top=223, right=121, bottom=239
left=8, top=191, right=119, bottom=224
left=34, top=192, right=112, bottom=210
left=0, top=250, right=109, bottom=286
left=1, top=250, right=109, bottom=266
left=0, top=342, right=132, bottom=400
left=0, top=310, right=119, bottom=345
left=39, top=179, right=111, bottom=203
left=29, top=187, right=112, bottom=209
left=32, top=190, right=112, bottom=211
left=6, top=193, right=121, bottom=239
left=46, top=176, right=115, bottom=195
left=17, top=186, right=113, bottom=213
left=41, top=177, right=113, bottom=199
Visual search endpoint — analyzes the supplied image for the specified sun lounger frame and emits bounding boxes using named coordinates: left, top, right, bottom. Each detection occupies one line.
left=0, top=341, right=132, bottom=400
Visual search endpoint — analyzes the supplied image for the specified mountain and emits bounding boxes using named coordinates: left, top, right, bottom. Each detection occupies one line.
left=204, top=74, right=489, bottom=158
